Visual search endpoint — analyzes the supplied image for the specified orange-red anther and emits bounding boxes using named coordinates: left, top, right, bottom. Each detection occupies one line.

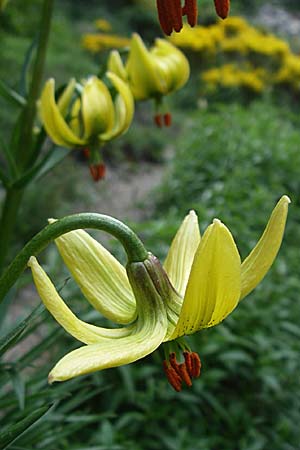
left=164, top=351, right=201, bottom=391
left=179, top=363, right=192, bottom=387
left=89, top=163, right=106, bottom=182
left=183, top=351, right=192, bottom=375
left=182, top=0, right=198, bottom=27
left=163, top=360, right=182, bottom=392
left=156, top=0, right=174, bottom=35
left=169, top=0, right=183, bottom=33
left=163, top=112, right=172, bottom=127
left=154, top=113, right=163, bottom=128
left=214, top=0, right=230, bottom=19
left=169, top=352, right=181, bottom=375
left=190, top=352, right=201, bottom=378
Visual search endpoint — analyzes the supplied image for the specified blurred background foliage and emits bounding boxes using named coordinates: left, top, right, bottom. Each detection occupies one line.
left=1, top=0, right=300, bottom=449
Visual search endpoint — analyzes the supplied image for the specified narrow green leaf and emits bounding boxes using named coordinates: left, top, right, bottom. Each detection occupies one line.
left=8, top=368, right=26, bottom=410
left=0, top=303, right=44, bottom=356
left=11, top=146, right=69, bottom=189
left=0, top=80, right=26, bottom=108
left=19, top=37, right=38, bottom=97
left=0, top=404, right=50, bottom=449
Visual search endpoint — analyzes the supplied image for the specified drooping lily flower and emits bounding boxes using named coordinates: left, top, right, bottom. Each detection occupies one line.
left=39, top=72, right=134, bottom=180
left=155, top=0, right=230, bottom=36
left=28, top=196, right=290, bottom=391
left=108, top=33, right=190, bottom=127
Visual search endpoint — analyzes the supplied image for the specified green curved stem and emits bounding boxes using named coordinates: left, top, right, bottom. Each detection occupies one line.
left=0, top=213, right=148, bottom=303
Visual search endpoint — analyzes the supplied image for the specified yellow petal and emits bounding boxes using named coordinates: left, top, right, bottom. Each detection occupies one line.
left=48, top=265, right=168, bottom=382
left=152, top=39, right=190, bottom=93
left=126, top=33, right=163, bottom=100
left=171, top=219, right=241, bottom=339
left=28, top=257, right=133, bottom=344
left=107, top=50, right=128, bottom=81
left=163, top=210, right=200, bottom=297
left=57, top=78, right=76, bottom=117
left=240, top=195, right=290, bottom=299
left=40, top=79, right=85, bottom=148
left=100, top=72, right=134, bottom=141
left=81, top=76, right=114, bottom=140
left=53, top=228, right=137, bottom=324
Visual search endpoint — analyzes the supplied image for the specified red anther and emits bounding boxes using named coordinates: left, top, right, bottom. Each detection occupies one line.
left=83, top=147, right=90, bottom=159
left=163, top=112, right=172, bottom=127
left=163, top=360, right=182, bottom=392
left=169, top=352, right=181, bottom=375
left=168, top=0, right=183, bottom=33
left=179, top=363, right=192, bottom=387
left=89, top=163, right=106, bottom=182
left=156, top=0, right=174, bottom=35
left=190, top=352, right=201, bottom=378
left=214, top=0, right=230, bottom=19
left=183, top=351, right=193, bottom=376
left=154, top=113, right=163, bottom=128
left=182, top=0, right=198, bottom=27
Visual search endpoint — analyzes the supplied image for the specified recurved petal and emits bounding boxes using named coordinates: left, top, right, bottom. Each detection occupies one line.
left=40, top=79, right=85, bottom=148
left=240, top=195, right=290, bottom=300
left=48, top=278, right=168, bottom=382
left=163, top=211, right=200, bottom=297
left=81, top=76, right=114, bottom=140
left=171, top=219, right=241, bottom=339
left=28, top=257, right=133, bottom=344
left=100, top=72, right=134, bottom=141
left=53, top=228, right=137, bottom=324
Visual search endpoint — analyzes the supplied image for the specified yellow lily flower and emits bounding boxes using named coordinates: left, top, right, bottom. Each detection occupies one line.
left=39, top=72, right=134, bottom=180
left=28, top=196, right=290, bottom=390
left=108, top=33, right=190, bottom=127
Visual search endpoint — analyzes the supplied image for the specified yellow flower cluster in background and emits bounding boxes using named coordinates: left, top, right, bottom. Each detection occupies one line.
left=202, top=64, right=267, bottom=93
left=170, top=16, right=300, bottom=95
left=82, top=19, right=130, bottom=53
left=83, top=33, right=130, bottom=53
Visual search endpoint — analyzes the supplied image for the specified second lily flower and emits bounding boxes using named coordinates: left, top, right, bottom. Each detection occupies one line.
left=40, top=72, right=134, bottom=180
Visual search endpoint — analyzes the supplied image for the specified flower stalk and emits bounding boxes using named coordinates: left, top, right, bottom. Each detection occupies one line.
left=0, top=213, right=148, bottom=303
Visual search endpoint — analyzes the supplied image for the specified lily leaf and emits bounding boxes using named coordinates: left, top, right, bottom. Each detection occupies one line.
left=11, top=146, right=70, bottom=189
left=0, top=79, right=26, bottom=108
left=8, top=367, right=26, bottom=410
left=0, top=303, right=44, bottom=356
left=0, top=404, right=52, bottom=449
left=19, top=36, right=38, bottom=97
